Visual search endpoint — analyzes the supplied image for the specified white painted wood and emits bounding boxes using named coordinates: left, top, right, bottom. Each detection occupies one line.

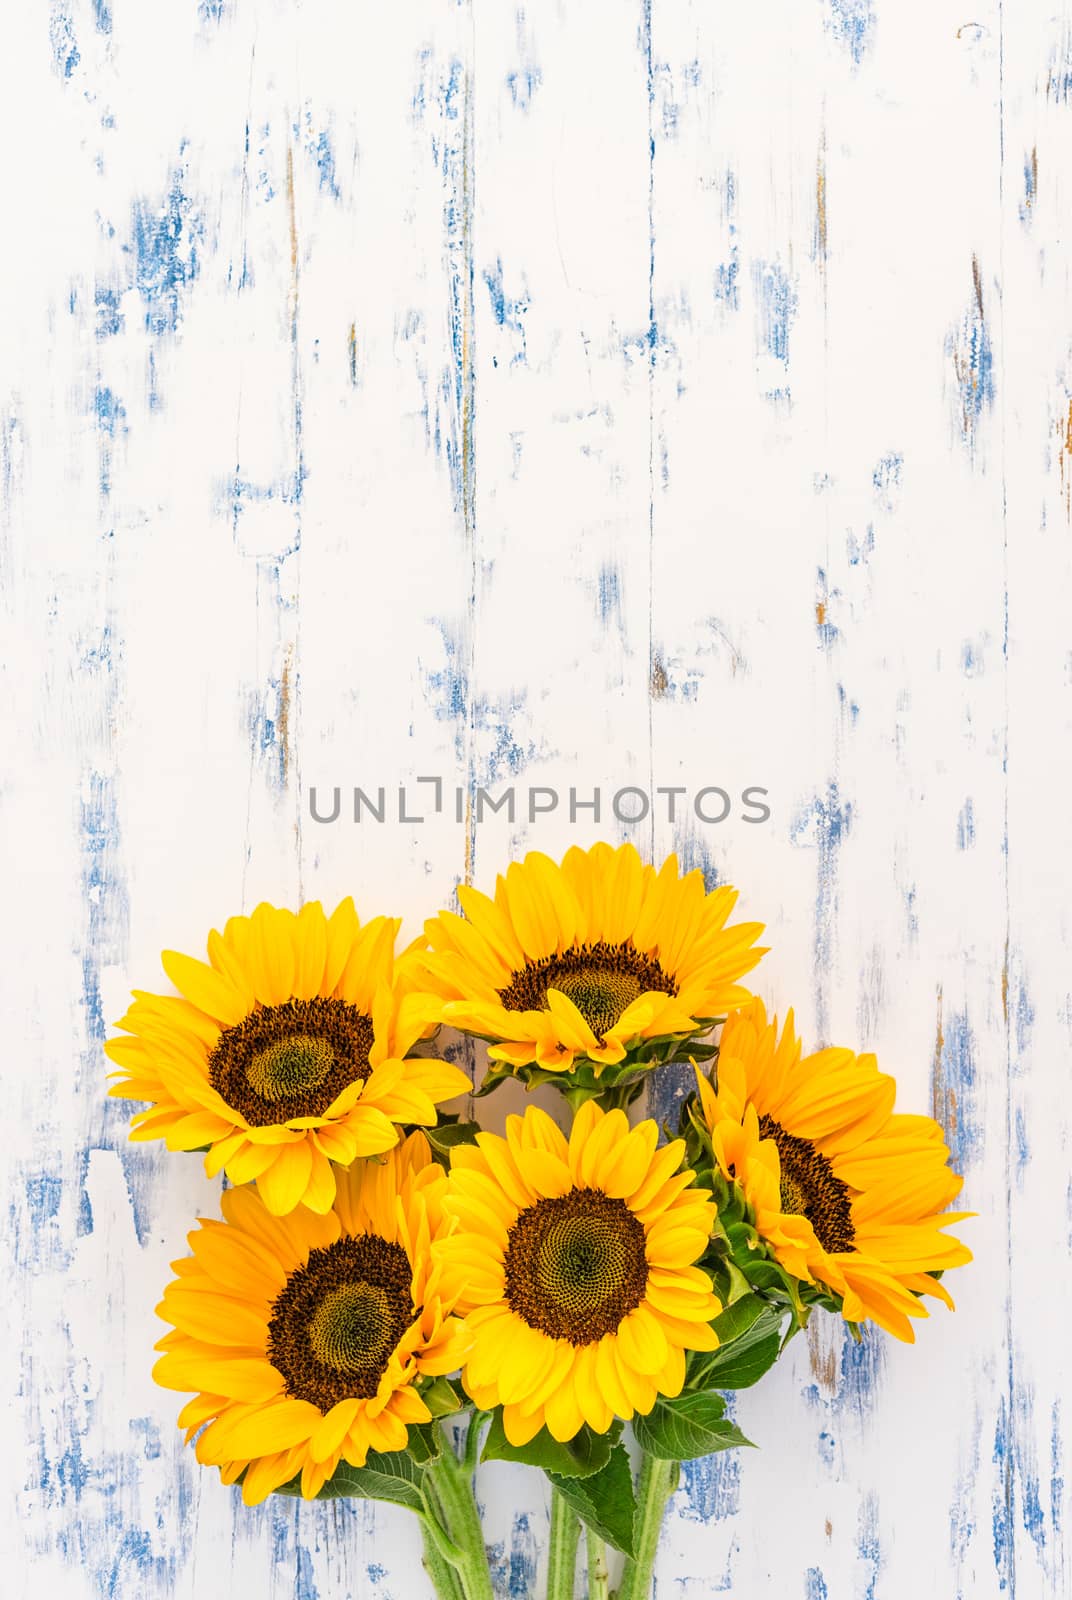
left=3, top=2, right=1068, bottom=1595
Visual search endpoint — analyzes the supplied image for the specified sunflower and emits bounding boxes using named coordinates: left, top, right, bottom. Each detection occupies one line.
left=433, top=1102, right=722, bottom=1444
left=694, top=998, right=972, bottom=1341
left=408, top=842, right=765, bottom=1077
left=153, top=1133, right=469, bottom=1504
left=105, top=900, right=471, bottom=1215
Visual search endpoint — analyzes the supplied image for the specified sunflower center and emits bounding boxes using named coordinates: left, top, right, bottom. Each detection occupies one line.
left=504, top=1188, right=649, bottom=1345
left=308, top=1283, right=396, bottom=1375
left=267, top=1234, right=415, bottom=1410
left=246, top=1035, right=335, bottom=1103
left=207, top=997, right=375, bottom=1127
left=758, top=1114, right=856, bottom=1255
left=497, top=942, right=676, bottom=1042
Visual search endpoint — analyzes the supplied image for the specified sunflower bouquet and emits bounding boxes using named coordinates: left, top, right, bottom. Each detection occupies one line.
left=107, top=843, right=971, bottom=1600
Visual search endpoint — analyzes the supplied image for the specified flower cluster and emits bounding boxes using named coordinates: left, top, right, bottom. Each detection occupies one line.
left=109, top=843, right=971, bottom=1600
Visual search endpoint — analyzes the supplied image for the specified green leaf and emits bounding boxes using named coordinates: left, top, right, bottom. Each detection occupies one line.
left=420, top=1376, right=466, bottom=1418
left=633, top=1392, right=754, bottom=1462
left=711, top=1295, right=768, bottom=1344
left=473, top=1066, right=512, bottom=1098
left=689, top=1305, right=785, bottom=1391
left=481, top=1413, right=617, bottom=1478
left=405, top=1423, right=441, bottom=1465
left=688, top=1305, right=790, bottom=1395
left=724, top=1219, right=762, bottom=1257
left=425, top=1121, right=482, bottom=1154
left=276, top=1448, right=426, bottom=1509
left=546, top=1443, right=637, bottom=1557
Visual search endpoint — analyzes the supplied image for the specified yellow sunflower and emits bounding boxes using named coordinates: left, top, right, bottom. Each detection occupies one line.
left=105, top=900, right=470, bottom=1215
left=434, top=1102, right=722, bottom=1444
left=408, top=842, right=765, bottom=1075
left=154, top=1133, right=470, bottom=1504
left=695, top=998, right=972, bottom=1342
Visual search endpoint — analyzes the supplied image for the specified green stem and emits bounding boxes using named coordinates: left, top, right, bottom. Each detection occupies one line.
left=614, top=1453, right=679, bottom=1600
left=546, top=1484, right=581, bottom=1600
left=463, top=1410, right=488, bottom=1476
left=585, top=1525, right=610, bottom=1600
left=422, top=1422, right=495, bottom=1600
left=420, top=1510, right=468, bottom=1600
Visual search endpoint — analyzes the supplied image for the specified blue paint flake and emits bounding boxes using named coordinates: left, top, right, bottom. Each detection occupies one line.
left=306, top=122, right=341, bottom=201
left=421, top=622, right=538, bottom=783
left=106, top=1527, right=174, bottom=1597
left=1009, top=963, right=1034, bottom=1058
left=951, top=1457, right=977, bottom=1572
left=840, top=1321, right=884, bottom=1406
left=1045, top=24, right=1072, bottom=104
left=92, top=0, right=112, bottom=33
left=804, top=1323, right=884, bottom=1417
left=825, top=0, right=876, bottom=66
left=487, top=1511, right=538, bottom=1598
left=54, top=1430, right=91, bottom=1500
left=94, top=385, right=126, bottom=439
left=1020, top=149, right=1038, bottom=226
left=93, top=386, right=127, bottom=497
left=95, top=286, right=124, bottom=339
left=223, top=470, right=305, bottom=530
left=424, top=621, right=469, bottom=731
left=294, top=1544, right=320, bottom=1600
left=76, top=1149, right=95, bottom=1236
left=805, top=1568, right=829, bottom=1600
left=26, top=1172, right=63, bottom=1227
left=50, top=7, right=80, bottom=79
left=752, top=259, right=798, bottom=366
left=506, top=65, right=541, bottom=109
left=933, top=1009, right=979, bottom=1171
left=957, top=797, right=975, bottom=850
left=115, top=1145, right=155, bottom=1247
left=79, top=769, right=128, bottom=1049
left=129, top=160, right=202, bottom=337
left=680, top=1431, right=741, bottom=1522
left=1051, top=1403, right=1064, bottom=1536
left=415, top=54, right=474, bottom=517
left=714, top=257, right=739, bottom=309
left=596, top=563, right=623, bottom=631
left=483, top=258, right=529, bottom=364
left=858, top=1495, right=881, bottom=1600
left=838, top=681, right=864, bottom=726
left=244, top=665, right=291, bottom=792
left=872, top=451, right=903, bottom=509
left=846, top=524, right=875, bottom=567
left=129, top=1417, right=163, bottom=1461
left=993, top=1397, right=1016, bottom=1588
left=12, top=1168, right=75, bottom=1273
left=961, top=636, right=987, bottom=677
left=714, top=171, right=739, bottom=310
left=948, top=259, right=995, bottom=460
left=790, top=783, right=853, bottom=1037
left=815, top=568, right=840, bottom=649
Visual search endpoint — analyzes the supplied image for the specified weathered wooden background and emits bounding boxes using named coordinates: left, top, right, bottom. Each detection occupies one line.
left=4, top=1, right=1069, bottom=1596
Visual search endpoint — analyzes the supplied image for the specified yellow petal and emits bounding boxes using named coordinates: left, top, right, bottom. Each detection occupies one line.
left=159, top=1288, right=269, bottom=1349
left=255, top=1141, right=314, bottom=1216
left=294, top=901, right=329, bottom=997
left=310, top=1399, right=362, bottom=1463
left=161, top=950, right=251, bottom=1028
left=214, top=1398, right=321, bottom=1457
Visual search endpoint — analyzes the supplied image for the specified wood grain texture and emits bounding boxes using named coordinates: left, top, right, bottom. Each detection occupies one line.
left=2, top=2, right=1068, bottom=1596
